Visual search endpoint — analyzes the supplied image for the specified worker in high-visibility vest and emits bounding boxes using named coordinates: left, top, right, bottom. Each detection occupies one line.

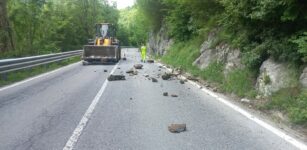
left=140, top=44, right=147, bottom=63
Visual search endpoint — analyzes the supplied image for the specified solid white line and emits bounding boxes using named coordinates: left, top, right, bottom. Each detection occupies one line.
left=63, top=62, right=119, bottom=150
left=0, top=61, right=81, bottom=92
left=156, top=62, right=307, bottom=150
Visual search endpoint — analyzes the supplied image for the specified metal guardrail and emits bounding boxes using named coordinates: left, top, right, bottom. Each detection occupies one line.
left=0, top=50, right=82, bottom=74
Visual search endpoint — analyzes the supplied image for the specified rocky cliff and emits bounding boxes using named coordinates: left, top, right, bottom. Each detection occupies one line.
left=149, top=28, right=306, bottom=97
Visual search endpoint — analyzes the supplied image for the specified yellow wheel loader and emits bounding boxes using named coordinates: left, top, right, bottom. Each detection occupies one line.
left=82, top=23, right=121, bottom=65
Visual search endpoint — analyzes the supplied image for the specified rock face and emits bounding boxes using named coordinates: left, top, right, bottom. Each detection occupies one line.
left=148, top=24, right=173, bottom=56
left=256, top=58, right=294, bottom=96
left=300, top=67, right=307, bottom=88
left=193, top=30, right=243, bottom=73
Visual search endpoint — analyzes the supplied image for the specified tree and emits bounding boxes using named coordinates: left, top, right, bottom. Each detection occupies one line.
left=0, top=0, right=14, bottom=52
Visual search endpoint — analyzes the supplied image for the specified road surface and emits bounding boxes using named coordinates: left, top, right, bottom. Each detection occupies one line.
left=0, top=48, right=301, bottom=150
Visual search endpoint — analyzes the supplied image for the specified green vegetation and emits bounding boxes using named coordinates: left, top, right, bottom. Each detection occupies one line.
left=117, top=6, right=148, bottom=46
left=0, top=56, right=80, bottom=87
left=0, top=0, right=118, bottom=58
left=266, top=88, right=307, bottom=124
left=161, top=39, right=255, bottom=98
left=135, top=0, right=307, bottom=124
left=223, top=69, right=256, bottom=98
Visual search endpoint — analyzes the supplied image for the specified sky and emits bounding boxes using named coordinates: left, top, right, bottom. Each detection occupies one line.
left=110, top=0, right=135, bottom=9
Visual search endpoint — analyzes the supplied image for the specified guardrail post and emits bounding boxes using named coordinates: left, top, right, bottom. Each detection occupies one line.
left=1, top=73, right=8, bottom=81
left=44, top=64, right=48, bottom=70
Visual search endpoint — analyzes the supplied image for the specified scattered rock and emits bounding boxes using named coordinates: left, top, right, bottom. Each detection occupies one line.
left=104, top=69, right=108, bottom=72
left=151, top=78, right=158, bottom=82
left=162, top=73, right=172, bottom=80
left=147, top=59, right=155, bottom=63
left=117, top=67, right=121, bottom=69
left=158, top=69, right=161, bottom=71
left=144, top=74, right=149, bottom=77
left=205, top=84, right=210, bottom=88
left=213, top=87, right=218, bottom=92
left=180, top=80, right=185, bottom=84
left=187, top=76, right=198, bottom=81
left=168, top=124, right=186, bottom=133
left=134, top=64, right=143, bottom=69
left=108, top=75, right=126, bottom=81
left=130, top=98, right=133, bottom=100
left=126, top=68, right=138, bottom=75
left=158, top=66, right=163, bottom=68
left=171, top=94, right=178, bottom=97
left=163, top=92, right=168, bottom=96
left=256, top=95, right=262, bottom=100
left=122, top=57, right=127, bottom=60
left=241, top=98, right=250, bottom=103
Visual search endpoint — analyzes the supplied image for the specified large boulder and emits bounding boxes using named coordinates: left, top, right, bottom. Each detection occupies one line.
left=300, top=67, right=307, bottom=88
left=256, top=58, right=294, bottom=96
left=193, top=31, right=243, bottom=73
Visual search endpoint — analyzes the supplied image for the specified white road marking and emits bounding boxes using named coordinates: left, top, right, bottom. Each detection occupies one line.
left=156, top=62, right=307, bottom=150
left=0, top=61, right=81, bottom=92
left=63, top=62, right=119, bottom=150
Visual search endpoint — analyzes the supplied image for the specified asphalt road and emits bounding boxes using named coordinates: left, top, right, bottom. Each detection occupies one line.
left=0, top=48, right=301, bottom=150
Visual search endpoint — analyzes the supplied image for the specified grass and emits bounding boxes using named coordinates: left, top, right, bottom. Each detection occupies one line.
left=265, top=88, right=307, bottom=124
left=222, top=68, right=257, bottom=98
left=0, top=56, right=81, bottom=87
left=161, top=37, right=256, bottom=98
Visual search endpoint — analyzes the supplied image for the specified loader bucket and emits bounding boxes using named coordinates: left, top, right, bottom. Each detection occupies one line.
left=82, top=45, right=121, bottom=64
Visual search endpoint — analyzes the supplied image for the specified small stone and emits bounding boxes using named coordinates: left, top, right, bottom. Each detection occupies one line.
left=158, top=69, right=161, bottom=71
left=134, top=64, right=143, bottom=69
left=108, top=75, right=126, bottom=81
left=213, top=87, right=218, bottom=92
left=152, top=78, right=158, bottom=82
left=168, top=124, right=186, bottom=133
left=162, top=73, right=171, bottom=80
left=117, top=67, right=121, bottom=69
left=158, top=66, right=163, bottom=68
left=104, top=70, right=108, bottom=72
left=126, top=68, right=138, bottom=75
left=256, top=95, right=262, bottom=99
left=163, top=92, right=168, bottom=96
left=241, top=98, right=250, bottom=103
left=171, top=94, right=178, bottom=97
left=122, top=57, right=127, bottom=60
left=130, top=98, right=133, bottom=100
left=180, top=80, right=185, bottom=84
left=144, top=74, right=149, bottom=77
left=147, top=59, right=154, bottom=63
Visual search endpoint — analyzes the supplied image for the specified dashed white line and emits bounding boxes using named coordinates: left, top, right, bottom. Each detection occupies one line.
left=63, top=62, right=119, bottom=150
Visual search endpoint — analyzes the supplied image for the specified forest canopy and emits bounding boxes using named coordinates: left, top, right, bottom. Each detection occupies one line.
left=0, top=0, right=118, bottom=58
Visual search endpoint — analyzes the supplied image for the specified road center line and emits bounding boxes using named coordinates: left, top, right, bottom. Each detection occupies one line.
left=63, top=62, right=119, bottom=150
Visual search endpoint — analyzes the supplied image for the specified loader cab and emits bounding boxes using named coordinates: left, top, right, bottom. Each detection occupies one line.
left=95, top=23, right=115, bottom=39
left=94, top=23, right=117, bottom=46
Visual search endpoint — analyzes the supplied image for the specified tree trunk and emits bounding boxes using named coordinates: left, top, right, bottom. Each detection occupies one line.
left=0, top=0, right=14, bottom=52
